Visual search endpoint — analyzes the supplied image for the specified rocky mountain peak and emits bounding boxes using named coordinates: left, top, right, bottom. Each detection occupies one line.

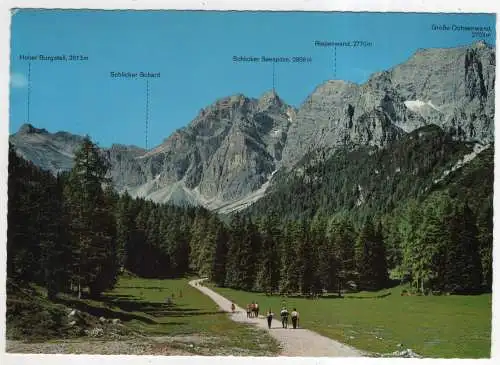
left=17, top=123, right=49, bottom=135
left=257, top=89, right=283, bottom=111
left=8, top=42, right=495, bottom=212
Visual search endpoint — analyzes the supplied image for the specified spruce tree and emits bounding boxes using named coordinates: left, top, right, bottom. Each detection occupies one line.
left=355, top=219, right=388, bottom=291
left=116, top=191, right=134, bottom=270
left=477, top=199, right=493, bottom=290
left=328, top=217, right=356, bottom=295
left=255, top=215, right=280, bottom=294
left=40, top=175, right=72, bottom=299
left=279, top=221, right=299, bottom=294
left=444, top=203, right=482, bottom=294
left=372, top=221, right=389, bottom=289
left=296, top=219, right=314, bottom=295
left=225, top=213, right=245, bottom=288
left=64, top=136, right=115, bottom=298
left=211, top=220, right=229, bottom=286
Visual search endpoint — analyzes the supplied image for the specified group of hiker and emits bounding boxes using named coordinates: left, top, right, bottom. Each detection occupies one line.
left=268, top=307, right=300, bottom=329
left=246, top=302, right=260, bottom=318
left=230, top=301, right=300, bottom=330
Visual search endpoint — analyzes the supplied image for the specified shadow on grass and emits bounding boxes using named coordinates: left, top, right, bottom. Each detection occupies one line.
left=54, top=296, right=158, bottom=324
left=96, top=293, right=226, bottom=320
left=283, top=294, right=345, bottom=299
left=264, top=291, right=392, bottom=300
left=147, top=309, right=225, bottom=318
left=344, top=292, right=392, bottom=299
left=117, top=286, right=169, bottom=290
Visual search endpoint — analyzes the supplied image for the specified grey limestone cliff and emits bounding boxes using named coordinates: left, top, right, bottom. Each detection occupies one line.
left=9, top=42, right=495, bottom=211
left=281, top=41, right=494, bottom=166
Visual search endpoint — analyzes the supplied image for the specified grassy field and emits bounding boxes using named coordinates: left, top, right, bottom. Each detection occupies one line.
left=208, top=284, right=491, bottom=358
left=7, top=276, right=280, bottom=356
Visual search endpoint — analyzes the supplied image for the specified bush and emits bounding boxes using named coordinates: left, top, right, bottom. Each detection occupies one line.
left=6, top=297, right=68, bottom=340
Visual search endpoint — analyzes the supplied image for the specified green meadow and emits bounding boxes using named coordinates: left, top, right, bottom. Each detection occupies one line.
left=8, top=276, right=280, bottom=356
left=209, top=284, right=491, bottom=358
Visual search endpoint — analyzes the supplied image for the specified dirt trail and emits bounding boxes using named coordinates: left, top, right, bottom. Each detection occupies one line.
left=189, top=278, right=365, bottom=357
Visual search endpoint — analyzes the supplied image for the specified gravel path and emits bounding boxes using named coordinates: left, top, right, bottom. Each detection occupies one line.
left=189, top=278, right=365, bottom=357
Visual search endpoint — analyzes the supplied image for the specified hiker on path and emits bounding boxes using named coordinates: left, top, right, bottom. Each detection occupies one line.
left=266, top=309, right=274, bottom=329
left=280, top=307, right=289, bottom=328
left=246, top=304, right=251, bottom=318
left=291, top=308, right=300, bottom=329
left=254, top=302, right=259, bottom=318
left=231, top=302, right=236, bottom=313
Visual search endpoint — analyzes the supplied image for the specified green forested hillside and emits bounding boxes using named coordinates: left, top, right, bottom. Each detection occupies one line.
left=241, top=125, right=493, bottom=293
left=248, top=125, right=488, bottom=226
left=7, top=125, right=493, bottom=341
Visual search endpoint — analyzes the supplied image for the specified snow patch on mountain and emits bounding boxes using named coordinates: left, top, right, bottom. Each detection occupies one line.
left=404, top=100, right=441, bottom=112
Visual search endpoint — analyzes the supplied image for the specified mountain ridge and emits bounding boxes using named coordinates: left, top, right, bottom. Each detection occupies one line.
left=9, top=41, right=495, bottom=211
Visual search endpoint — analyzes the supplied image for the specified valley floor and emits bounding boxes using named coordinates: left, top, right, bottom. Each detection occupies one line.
left=7, top=276, right=491, bottom=358
left=208, top=283, right=492, bottom=358
left=191, top=278, right=364, bottom=357
left=6, top=277, right=280, bottom=356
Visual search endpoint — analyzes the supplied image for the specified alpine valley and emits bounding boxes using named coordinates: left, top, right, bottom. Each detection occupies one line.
left=10, top=41, right=495, bottom=218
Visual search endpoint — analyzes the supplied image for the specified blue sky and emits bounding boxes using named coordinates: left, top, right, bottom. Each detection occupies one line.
left=9, top=10, right=496, bottom=148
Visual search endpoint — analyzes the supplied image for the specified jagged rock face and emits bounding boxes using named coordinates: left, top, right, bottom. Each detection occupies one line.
left=9, top=42, right=495, bottom=210
left=281, top=79, right=409, bottom=165
left=113, top=91, right=293, bottom=204
left=390, top=41, right=495, bottom=142
left=10, top=124, right=85, bottom=173
left=107, top=144, right=148, bottom=191
left=281, top=41, right=495, bottom=166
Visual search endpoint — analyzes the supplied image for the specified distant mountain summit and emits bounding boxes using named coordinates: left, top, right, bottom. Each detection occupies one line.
left=10, top=123, right=84, bottom=173
left=9, top=42, right=495, bottom=211
left=281, top=42, right=495, bottom=166
left=118, top=90, right=295, bottom=209
left=18, top=123, right=49, bottom=135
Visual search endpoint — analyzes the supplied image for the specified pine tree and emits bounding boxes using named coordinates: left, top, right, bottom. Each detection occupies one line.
left=279, top=221, right=299, bottom=294
left=255, top=215, right=280, bottom=294
left=327, top=217, right=356, bottom=295
left=40, top=175, right=72, bottom=299
left=196, top=215, right=221, bottom=277
left=8, top=145, right=37, bottom=281
left=296, top=219, right=314, bottom=295
left=398, top=199, right=424, bottom=287
left=355, top=219, right=388, bottom=291
left=64, top=136, right=115, bottom=298
left=126, top=199, right=148, bottom=275
left=241, top=218, right=261, bottom=290
left=477, top=199, right=493, bottom=290
left=189, top=211, right=212, bottom=275
left=225, top=213, right=253, bottom=289
left=87, top=186, right=120, bottom=297
left=116, top=191, right=134, bottom=270
left=211, top=220, right=228, bottom=286
left=310, top=215, right=328, bottom=295
left=372, top=221, right=389, bottom=289
left=443, top=202, right=482, bottom=294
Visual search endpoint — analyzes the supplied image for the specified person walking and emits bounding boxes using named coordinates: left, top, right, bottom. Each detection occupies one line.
left=291, top=308, right=299, bottom=329
left=246, top=303, right=251, bottom=318
left=254, top=302, right=259, bottom=318
left=280, top=307, right=289, bottom=329
left=266, top=309, right=274, bottom=329
left=231, top=302, right=236, bottom=313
